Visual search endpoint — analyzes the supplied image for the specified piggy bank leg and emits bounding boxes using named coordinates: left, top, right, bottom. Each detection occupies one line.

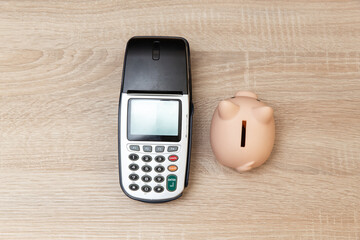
left=236, top=161, right=255, bottom=172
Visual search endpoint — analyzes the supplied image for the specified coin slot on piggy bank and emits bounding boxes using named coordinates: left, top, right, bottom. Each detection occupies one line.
left=241, top=120, right=246, bottom=148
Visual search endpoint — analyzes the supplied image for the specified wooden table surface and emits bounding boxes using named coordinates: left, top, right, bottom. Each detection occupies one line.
left=1, top=1, right=360, bottom=239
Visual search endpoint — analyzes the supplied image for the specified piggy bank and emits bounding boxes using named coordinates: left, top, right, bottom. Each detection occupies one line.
left=210, top=91, right=275, bottom=172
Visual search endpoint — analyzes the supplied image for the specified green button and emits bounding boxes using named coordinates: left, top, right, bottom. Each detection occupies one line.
left=167, top=175, right=177, bottom=192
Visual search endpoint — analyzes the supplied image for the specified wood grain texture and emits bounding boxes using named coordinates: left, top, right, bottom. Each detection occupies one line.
left=1, top=0, right=360, bottom=239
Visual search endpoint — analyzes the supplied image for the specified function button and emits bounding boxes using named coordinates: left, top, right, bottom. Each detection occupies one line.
left=154, top=175, right=165, bottom=183
left=155, top=155, right=165, bottom=163
left=143, top=145, right=152, bottom=152
left=141, top=175, right=152, bottom=182
left=155, top=146, right=165, bottom=152
left=129, top=145, right=140, bottom=151
left=129, top=184, right=139, bottom=191
left=154, top=186, right=164, bottom=193
left=129, top=154, right=139, bottom=161
left=141, top=185, right=152, bottom=193
left=167, top=175, right=177, bottom=192
left=167, top=146, right=179, bottom=152
left=129, top=163, right=139, bottom=171
left=142, top=155, right=152, bottom=162
left=168, top=155, right=178, bottom=162
left=142, top=165, right=152, bottom=173
left=155, top=165, right=165, bottom=173
left=168, top=165, right=178, bottom=172
left=129, top=173, right=139, bottom=181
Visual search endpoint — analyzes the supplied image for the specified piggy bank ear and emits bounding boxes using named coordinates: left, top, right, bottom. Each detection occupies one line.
left=218, top=100, right=239, bottom=120
left=235, top=91, right=257, bottom=99
left=252, top=106, right=273, bottom=123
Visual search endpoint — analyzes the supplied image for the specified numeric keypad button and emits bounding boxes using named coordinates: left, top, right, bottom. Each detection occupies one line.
left=142, top=175, right=152, bottom=182
left=129, top=154, right=139, bottom=161
left=129, top=163, right=139, bottom=171
left=167, top=175, right=177, bottom=192
left=155, top=146, right=165, bottom=152
left=168, top=155, right=178, bottom=162
left=155, top=165, right=165, bottom=173
left=168, top=165, right=178, bottom=172
left=155, top=155, right=165, bottom=163
left=154, top=186, right=164, bottom=193
left=129, top=145, right=140, bottom=151
left=154, top=176, right=165, bottom=183
left=129, top=184, right=139, bottom=191
left=142, top=155, right=152, bottom=162
left=129, top=173, right=139, bottom=181
left=167, top=146, right=178, bottom=152
left=141, top=185, right=152, bottom=193
left=142, top=165, right=152, bottom=173
left=143, top=145, right=152, bottom=152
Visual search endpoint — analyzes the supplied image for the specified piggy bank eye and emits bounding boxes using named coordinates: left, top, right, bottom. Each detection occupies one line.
left=217, top=100, right=239, bottom=120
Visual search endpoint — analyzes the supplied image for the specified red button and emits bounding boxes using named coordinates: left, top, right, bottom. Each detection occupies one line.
left=168, top=155, right=178, bottom=161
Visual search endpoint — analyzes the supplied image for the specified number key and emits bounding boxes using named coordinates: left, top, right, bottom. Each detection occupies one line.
left=142, top=155, right=152, bottom=162
left=142, top=175, right=152, bottom=182
left=155, top=165, right=165, bottom=173
left=129, top=173, right=139, bottom=181
left=129, top=154, right=139, bottom=161
left=155, top=155, right=165, bottom=163
left=129, top=163, right=139, bottom=171
left=142, top=165, right=152, bottom=173
left=142, top=185, right=152, bottom=193
left=154, top=176, right=164, bottom=183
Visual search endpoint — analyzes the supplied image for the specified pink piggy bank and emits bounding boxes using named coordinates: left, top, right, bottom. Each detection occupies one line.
left=210, top=91, right=275, bottom=172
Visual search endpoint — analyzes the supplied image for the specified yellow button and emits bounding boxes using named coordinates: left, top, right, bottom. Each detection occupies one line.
left=168, top=165, right=178, bottom=172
